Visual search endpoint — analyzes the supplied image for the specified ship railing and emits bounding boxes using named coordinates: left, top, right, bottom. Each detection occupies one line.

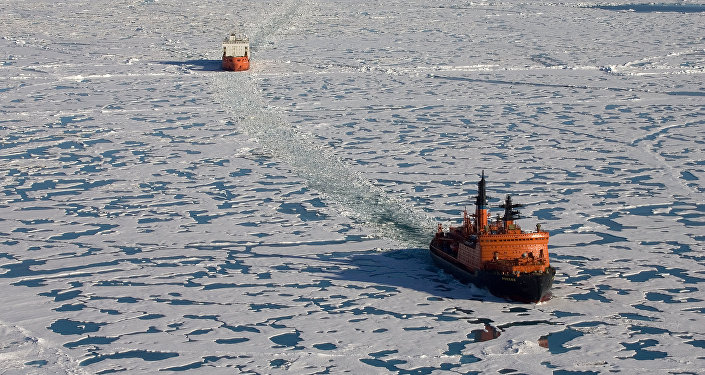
left=224, top=34, right=249, bottom=43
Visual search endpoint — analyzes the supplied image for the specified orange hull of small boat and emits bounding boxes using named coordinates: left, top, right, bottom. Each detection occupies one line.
left=222, top=56, right=250, bottom=71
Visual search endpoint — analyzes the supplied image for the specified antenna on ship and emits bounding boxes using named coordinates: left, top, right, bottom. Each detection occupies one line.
left=500, top=194, right=523, bottom=227
left=475, top=171, right=488, bottom=208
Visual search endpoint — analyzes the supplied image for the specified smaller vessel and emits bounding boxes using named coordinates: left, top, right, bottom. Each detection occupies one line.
left=429, top=172, right=555, bottom=303
left=222, top=32, right=250, bottom=71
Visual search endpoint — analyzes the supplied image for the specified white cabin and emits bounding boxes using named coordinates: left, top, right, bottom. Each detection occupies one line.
left=222, top=33, right=249, bottom=58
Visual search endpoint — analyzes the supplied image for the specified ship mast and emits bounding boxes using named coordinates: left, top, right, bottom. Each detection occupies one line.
left=500, top=194, right=523, bottom=230
left=475, top=171, right=489, bottom=233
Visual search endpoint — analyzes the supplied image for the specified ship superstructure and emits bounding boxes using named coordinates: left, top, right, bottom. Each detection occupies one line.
left=222, top=32, right=250, bottom=71
left=429, top=172, right=555, bottom=302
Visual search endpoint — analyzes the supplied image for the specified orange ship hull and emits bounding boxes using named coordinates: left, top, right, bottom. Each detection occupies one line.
left=222, top=56, right=250, bottom=71
left=429, top=245, right=555, bottom=303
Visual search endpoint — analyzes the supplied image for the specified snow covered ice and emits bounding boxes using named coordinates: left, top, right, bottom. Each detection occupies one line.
left=1, top=0, right=704, bottom=373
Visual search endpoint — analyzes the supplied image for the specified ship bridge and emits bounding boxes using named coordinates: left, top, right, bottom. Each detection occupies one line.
left=223, top=33, right=249, bottom=58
